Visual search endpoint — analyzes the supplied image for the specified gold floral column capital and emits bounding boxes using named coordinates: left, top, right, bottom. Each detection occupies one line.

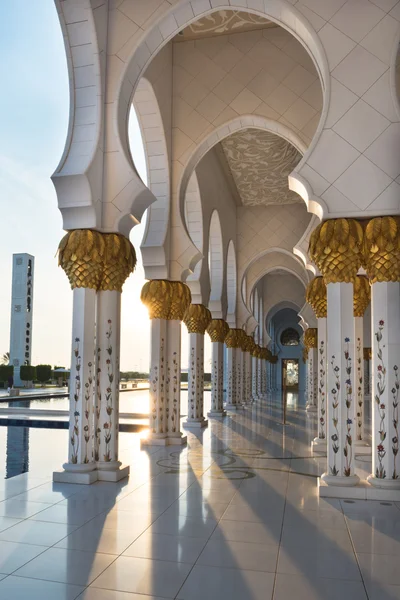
left=141, top=280, right=191, bottom=320
left=141, top=280, right=173, bottom=319
left=304, top=328, right=318, bottom=350
left=309, top=218, right=364, bottom=283
left=183, top=304, right=212, bottom=334
left=168, top=281, right=192, bottom=320
left=306, top=277, right=327, bottom=319
left=58, top=230, right=136, bottom=292
left=363, top=347, right=372, bottom=361
left=100, top=233, right=136, bottom=292
left=353, top=275, right=371, bottom=317
left=225, top=328, right=244, bottom=349
left=207, top=319, right=229, bottom=343
left=58, top=229, right=106, bottom=290
left=363, top=216, right=400, bottom=283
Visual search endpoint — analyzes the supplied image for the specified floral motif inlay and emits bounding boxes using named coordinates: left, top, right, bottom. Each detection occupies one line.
left=70, top=337, right=81, bottom=464
left=318, top=340, right=326, bottom=440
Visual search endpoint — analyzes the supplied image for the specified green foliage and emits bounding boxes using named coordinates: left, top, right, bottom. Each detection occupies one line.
left=0, top=364, right=13, bottom=382
left=53, top=366, right=65, bottom=371
left=35, top=364, right=52, bottom=383
left=120, top=371, right=149, bottom=380
left=20, top=365, right=36, bottom=382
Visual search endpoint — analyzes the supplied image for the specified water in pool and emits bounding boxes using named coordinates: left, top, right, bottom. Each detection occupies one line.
left=0, top=389, right=213, bottom=480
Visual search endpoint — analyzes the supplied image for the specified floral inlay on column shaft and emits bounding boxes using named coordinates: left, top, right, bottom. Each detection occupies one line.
left=71, top=337, right=81, bottom=464
left=318, top=340, right=326, bottom=440
left=103, top=319, right=113, bottom=462
left=330, top=354, right=340, bottom=476
left=356, top=337, right=363, bottom=441
left=343, top=338, right=353, bottom=477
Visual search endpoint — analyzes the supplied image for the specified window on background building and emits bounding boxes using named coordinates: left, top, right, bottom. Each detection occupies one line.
left=280, top=328, right=300, bottom=346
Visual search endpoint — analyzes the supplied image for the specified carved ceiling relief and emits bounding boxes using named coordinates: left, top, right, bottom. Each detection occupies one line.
left=176, top=11, right=273, bottom=40
left=220, top=129, right=302, bottom=206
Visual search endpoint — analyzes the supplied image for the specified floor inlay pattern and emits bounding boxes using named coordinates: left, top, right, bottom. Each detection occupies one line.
left=0, top=395, right=397, bottom=599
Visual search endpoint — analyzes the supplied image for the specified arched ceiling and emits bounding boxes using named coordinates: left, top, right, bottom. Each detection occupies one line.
left=218, top=129, right=302, bottom=206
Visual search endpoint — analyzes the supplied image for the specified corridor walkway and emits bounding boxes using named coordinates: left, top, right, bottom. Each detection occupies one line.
left=0, top=396, right=397, bottom=600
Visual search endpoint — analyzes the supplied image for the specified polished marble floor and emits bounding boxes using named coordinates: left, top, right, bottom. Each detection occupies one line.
left=0, top=394, right=398, bottom=599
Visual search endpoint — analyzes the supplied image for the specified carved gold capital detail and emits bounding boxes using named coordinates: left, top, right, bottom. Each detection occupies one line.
left=306, top=277, right=327, bottom=319
left=141, top=280, right=191, bottom=320
left=101, top=233, right=137, bottom=292
left=363, top=216, right=400, bottom=283
left=353, top=275, right=370, bottom=317
left=207, top=319, right=229, bottom=343
left=58, top=229, right=136, bottom=292
left=269, top=354, right=278, bottom=364
left=304, top=328, right=318, bottom=350
left=363, top=347, right=372, bottom=361
left=225, top=328, right=244, bottom=349
left=309, top=219, right=363, bottom=283
left=183, top=304, right=212, bottom=334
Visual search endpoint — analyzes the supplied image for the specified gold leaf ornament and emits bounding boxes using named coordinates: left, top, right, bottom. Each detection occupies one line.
left=353, top=275, right=370, bottom=317
left=207, top=319, right=229, bottom=343
left=309, top=219, right=364, bottom=283
left=183, top=304, right=212, bottom=334
left=304, top=328, right=318, bottom=349
left=363, top=216, right=400, bottom=283
left=225, top=328, right=244, bottom=349
left=140, top=280, right=173, bottom=319
left=306, top=277, right=327, bottom=319
left=58, top=229, right=106, bottom=290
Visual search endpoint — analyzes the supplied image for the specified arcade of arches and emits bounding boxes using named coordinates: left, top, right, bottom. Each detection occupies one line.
left=42, top=1, right=400, bottom=597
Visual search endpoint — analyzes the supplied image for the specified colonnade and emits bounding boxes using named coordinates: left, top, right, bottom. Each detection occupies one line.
left=53, top=249, right=273, bottom=482
left=306, top=216, right=400, bottom=498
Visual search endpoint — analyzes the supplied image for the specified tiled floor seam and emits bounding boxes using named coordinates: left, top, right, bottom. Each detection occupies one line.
left=343, top=511, right=371, bottom=599
left=271, top=437, right=291, bottom=599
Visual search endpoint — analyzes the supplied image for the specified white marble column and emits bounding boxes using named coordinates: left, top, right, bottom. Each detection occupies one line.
left=368, top=282, right=400, bottom=489
left=322, top=282, right=359, bottom=486
left=305, top=329, right=318, bottom=413
left=313, top=317, right=327, bottom=448
left=245, top=350, right=252, bottom=404
left=184, top=332, right=207, bottom=428
left=54, top=288, right=97, bottom=484
left=166, top=319, right=186, bottom=444
left=96, top=290, right=129, bottom=481
left=225, top=347, right=237, bottom=410
left=236, top=347, right=244, bottom=406
left=225, top=329, right=241, bottom=410
left=257, top=355, right=262, bottom=397
left=354, top=316, right=366, bottom=446
left=141, top=279, right=191, bottom=447
left=207, top=319, right=228, bottom=417
left=251, top=354, right=258, bottom=400
left=146, top=318, right=168, bottom=444
left=363, top=348, right=371, bottom=396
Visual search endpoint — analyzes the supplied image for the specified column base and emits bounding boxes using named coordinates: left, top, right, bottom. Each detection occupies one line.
left=367, top=475, right=400, bottom=490
left=311, top=437, right=327, bottom=450
left=53, top=468, right=98, bottom=485
left=319, top=477, right=400, bottom=501
left=321, top=473, right=360, bottom=487
left=225, top=403, right=237, bottom=411
left=183, top=419, right=208, bottom=429
left=306, top=404, right=317, bottom=413
left=207, top=410, right=226, bottom=418
left=98, top=465, right=130, bottom=482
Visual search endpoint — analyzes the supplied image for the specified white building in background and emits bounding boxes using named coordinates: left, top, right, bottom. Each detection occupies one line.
left=9, top=254, right=34, bottom=386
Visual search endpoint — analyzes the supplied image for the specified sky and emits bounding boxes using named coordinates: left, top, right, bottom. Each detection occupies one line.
left=0, top=1, right=211, bottom=372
